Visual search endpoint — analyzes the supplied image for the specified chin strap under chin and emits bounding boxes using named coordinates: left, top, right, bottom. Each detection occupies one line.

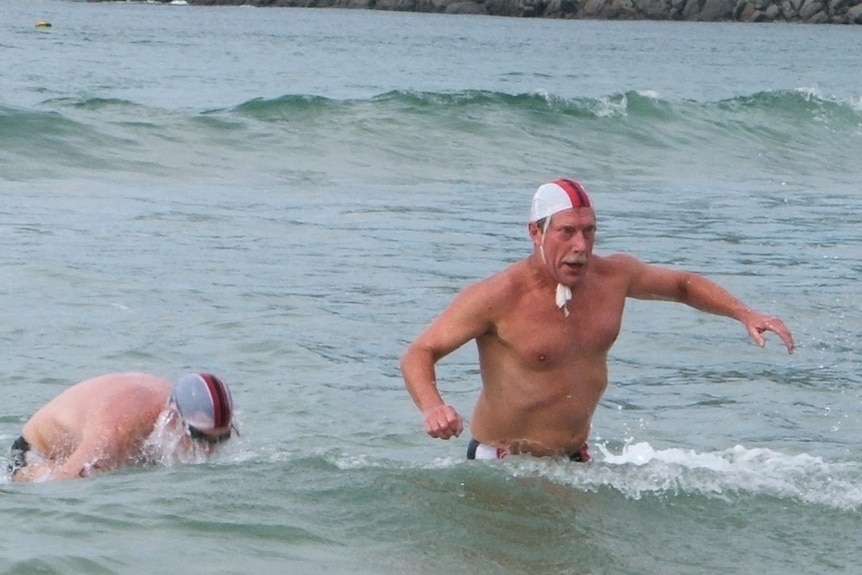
left=540, top=224, right=572, bottom=318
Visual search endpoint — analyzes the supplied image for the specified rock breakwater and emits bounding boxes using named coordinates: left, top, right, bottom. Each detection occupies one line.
left=177, top=0, right=862, bottom=23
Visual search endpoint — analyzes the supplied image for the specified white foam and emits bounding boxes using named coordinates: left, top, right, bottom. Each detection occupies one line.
left=793, top=85, right=824, bottom=102
left=592, top=94, right=628, bottom=118
left=636, top=89, right=662, bottom=100
left=526, top=441, right=862, bottom=511
left=140, top=410, right=217, bottom=467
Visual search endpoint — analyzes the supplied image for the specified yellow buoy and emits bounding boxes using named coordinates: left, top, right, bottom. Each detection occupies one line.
left=35, top=21, right=52, bottom=28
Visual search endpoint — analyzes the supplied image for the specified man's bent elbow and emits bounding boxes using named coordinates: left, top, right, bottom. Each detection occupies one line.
left=399, top=345, right=419, bottom=377
left=400, top=342, right=438, bottom=374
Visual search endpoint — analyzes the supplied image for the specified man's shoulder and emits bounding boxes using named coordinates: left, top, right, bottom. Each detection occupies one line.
left=454, top=260, right=530, bottom=309
left=69, top=372, right=167, bottom=393
left=591, top=252, right=644, bottom=275
left=474, top=259, right=531, bottom=291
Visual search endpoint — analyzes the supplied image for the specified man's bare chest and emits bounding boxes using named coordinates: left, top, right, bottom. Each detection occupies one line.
left=491, top=291, right=626, bottom=369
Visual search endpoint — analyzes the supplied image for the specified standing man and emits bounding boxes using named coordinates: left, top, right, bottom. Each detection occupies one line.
left=401, top=179, right=794, bottom=461
left=9, top=371, right=236, bottom=481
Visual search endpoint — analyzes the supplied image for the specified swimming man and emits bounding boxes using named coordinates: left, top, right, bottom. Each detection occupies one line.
left=9, top=372, right=236, bottom=481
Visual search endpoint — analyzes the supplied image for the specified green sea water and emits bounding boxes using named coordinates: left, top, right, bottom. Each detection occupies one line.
left=1, top=1, right=861, bottom=573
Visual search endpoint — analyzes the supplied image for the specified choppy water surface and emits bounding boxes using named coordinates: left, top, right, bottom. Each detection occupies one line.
left=2, top=1, right=861, bottom=573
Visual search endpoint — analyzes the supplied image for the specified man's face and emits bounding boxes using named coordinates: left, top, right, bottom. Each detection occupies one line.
left=530, top=207, right=597, bottom=287
left=164, top=408, right=222, bottom=457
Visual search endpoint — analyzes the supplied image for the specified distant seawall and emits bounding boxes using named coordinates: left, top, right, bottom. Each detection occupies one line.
left=179, top=0, right=862, bottom=24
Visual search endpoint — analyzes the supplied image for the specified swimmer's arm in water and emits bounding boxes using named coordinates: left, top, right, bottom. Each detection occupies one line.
left=12, top=439, right=119, bottom=482
left=11, top=459, right=57, bottom=482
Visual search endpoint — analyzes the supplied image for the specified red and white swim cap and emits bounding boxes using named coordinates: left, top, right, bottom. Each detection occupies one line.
left=171, top=373, right=234, bottom=434
left=530, top=178, right=593, bottom=222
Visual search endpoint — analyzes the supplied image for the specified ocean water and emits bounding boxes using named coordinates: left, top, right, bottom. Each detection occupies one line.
left=2, top=1, right=862, bottom=573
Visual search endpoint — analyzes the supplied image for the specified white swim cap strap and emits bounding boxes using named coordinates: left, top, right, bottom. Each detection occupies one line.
left=538, top=219, right=572, bottom=317
left=556, top=284, right=572, bottom=317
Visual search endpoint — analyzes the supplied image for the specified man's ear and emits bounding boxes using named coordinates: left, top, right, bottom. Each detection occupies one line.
left=528, top=221, right=543, bottom=248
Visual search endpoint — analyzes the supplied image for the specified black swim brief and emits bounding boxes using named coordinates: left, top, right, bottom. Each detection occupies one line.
left=467, top=438, right=590, bottom=462
left=8, top=435, right=31, bottom=477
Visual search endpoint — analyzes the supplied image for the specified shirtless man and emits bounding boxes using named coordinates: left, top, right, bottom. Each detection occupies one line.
left=400, top=179, right=795, bottom=461
left=9, top=372, right=236, bottom=481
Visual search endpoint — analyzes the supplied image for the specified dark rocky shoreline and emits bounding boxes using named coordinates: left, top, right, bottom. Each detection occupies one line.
left=158, top=0, right=862, bottom=24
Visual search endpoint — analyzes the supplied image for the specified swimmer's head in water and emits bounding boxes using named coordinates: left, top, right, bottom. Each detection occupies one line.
left=170, top=373, right=235, bottom=444
left=530, top=178, right=592, bottom=227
